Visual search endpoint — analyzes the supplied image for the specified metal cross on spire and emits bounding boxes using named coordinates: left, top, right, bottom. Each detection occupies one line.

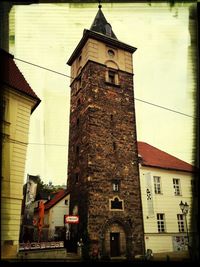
left=98, top=0, right=102, bottom=9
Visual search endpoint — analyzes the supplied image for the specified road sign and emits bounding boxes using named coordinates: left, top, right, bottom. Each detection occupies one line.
left=64, top=215, right=79, bottom=224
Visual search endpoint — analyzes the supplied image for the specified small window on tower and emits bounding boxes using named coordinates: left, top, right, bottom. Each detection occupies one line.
left=77, top=118, right=80, bottom=127
left=112, top=180, right=120, bottom=192
left=76, top=146, right=80, bottom=156
left=108, top=70, right=115, bottom=84
left=105, top=69, right=119, bottom=85
left=110, top=197, right=123, bottom=210
left=113, top=142, right=116, bottom=151
left=75, top=173, right=79, bottom=183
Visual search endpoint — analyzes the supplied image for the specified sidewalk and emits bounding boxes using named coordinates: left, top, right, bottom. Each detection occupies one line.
left=16, top=249, right=81, bottom=261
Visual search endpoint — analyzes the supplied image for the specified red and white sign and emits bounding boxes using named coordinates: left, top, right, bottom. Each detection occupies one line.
left=64, top=215, right=79, bottom=224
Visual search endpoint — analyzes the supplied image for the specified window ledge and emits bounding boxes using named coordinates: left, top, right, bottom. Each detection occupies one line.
left=105, top=81, right=120, bottom=88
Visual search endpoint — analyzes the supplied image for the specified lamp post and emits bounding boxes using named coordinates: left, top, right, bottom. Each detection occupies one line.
left=179, top=201, right=190, bottom=252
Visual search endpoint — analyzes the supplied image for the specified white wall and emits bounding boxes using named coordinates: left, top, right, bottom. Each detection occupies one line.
left=139, top=165, right=193, bottom=253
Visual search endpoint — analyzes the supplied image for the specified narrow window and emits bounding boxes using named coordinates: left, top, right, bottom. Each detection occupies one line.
left=65, top=199, right=68, bottom=205
left=173, top=178, right=181, bottom=195
left=76, top=118, right=80, bottom=127
left=108, top=70, right=115, bottom=84
left=154, top=176, right=161, bottom=194
left=75, top=173, right=79, bottom=183
left=76, top=146, right=80, bottom=156
left=110, top=114, right=113, bottom=121
left=112, top=181, right=120, bottom=192
left=177, top=214, right=185, bottom=232
left=113, top=142, right=116, bottom=151
left=157, top=213, right=165, bottom=232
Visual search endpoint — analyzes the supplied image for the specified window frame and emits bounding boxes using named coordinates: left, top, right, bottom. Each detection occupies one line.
left=108, top=70, right=115, bottom=84
left=153, top=176, right=162, bottom=194
left=112, top=180, right=120, bottom=192
left=157, top=213, right=166, bottom=233
left=105, top=68, right=119, bottom=86
left=177, top=214, right=185, bottom=232
left=173, top=178, right=181, bottom=196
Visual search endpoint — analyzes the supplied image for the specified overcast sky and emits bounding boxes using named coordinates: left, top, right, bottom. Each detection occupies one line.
left=10, top=2, right=196, bottom=185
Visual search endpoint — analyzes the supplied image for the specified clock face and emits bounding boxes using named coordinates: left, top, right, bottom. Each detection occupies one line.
left=108, top=49, right=115, bottom=57
left=72, top=205, right=78, bottom=215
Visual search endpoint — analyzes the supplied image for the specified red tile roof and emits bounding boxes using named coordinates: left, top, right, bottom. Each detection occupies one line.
left=44, top=189, right=69, bottom=210
left=0, top=48, right=40, bottom=113
left=137, top=141, right=194, bottom=172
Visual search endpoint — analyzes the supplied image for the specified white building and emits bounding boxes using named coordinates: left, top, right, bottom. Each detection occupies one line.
left=33, top=142, right=197, bottom=259
left=34, top=190, right=70, bottom=241
left=138, top=141, right=195, bottom=258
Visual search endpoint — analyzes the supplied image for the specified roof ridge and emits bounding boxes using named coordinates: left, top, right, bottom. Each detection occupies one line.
left=137, top=141, right=195, bottom=172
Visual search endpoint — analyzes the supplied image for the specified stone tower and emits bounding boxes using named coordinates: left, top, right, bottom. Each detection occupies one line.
left=67, top=5, right=144, bottom=259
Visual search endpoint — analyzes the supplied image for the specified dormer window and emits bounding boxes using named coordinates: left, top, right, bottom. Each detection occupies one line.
left=76, top=146, right=80, bottom=156
left=105, top=23, right=112, bottom=36
left=76, top=118, right=80, bottom=127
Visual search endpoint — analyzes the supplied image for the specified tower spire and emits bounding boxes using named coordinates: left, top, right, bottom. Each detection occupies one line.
left=90, top=0, right=117, bottom=39
left=98, top=0, right=102, bottom=9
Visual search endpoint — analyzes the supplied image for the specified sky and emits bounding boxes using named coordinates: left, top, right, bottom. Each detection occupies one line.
left=9, top=2, right=196, bottom=185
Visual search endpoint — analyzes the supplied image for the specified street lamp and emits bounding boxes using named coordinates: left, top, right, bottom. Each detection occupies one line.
left=179, top=201, right=190, bottom=251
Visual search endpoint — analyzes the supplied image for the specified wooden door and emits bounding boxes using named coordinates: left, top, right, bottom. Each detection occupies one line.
left=110, top=232, right=120, bottom=257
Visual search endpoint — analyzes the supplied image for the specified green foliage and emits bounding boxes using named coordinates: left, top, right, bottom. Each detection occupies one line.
left=29, top=176, right=62, bottom=200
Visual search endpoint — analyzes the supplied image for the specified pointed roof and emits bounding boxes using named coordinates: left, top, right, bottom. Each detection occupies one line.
left=0, top=48, right=41, bottom=113
left=90, top=6, right=117, bottom=39
left=137, top=141, right=195, bottom=173
left=44, top=189, right=69, bottom=211
left=67, top=5, right=137, bottom=66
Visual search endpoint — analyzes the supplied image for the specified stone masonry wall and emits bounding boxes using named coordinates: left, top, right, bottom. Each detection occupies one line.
left=67, top=60, right=144, bottom=257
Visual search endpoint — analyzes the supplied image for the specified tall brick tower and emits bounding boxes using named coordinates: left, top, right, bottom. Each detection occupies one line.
left=67, top=4, right=144, bottom=259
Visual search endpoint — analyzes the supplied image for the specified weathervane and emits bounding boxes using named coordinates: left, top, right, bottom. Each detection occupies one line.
left=98, top=0, right=102, bottom=9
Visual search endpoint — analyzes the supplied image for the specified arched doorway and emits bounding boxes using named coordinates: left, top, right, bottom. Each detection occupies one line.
left=100, top=217, right=133, bottom=259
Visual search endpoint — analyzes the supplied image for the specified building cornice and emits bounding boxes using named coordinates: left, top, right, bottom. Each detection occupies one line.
left=67, top=29, right=137, bottom=66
